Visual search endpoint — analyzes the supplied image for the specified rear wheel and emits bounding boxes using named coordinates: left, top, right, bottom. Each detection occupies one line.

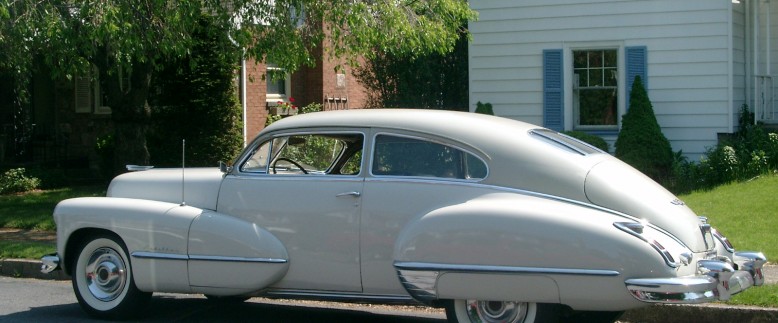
left=445, top=300, right=560, bottom=323
left=71, top=233, right=151, bottom=319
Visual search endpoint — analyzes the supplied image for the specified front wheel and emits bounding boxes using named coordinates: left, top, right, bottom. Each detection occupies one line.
left=445, top=300, right=560, bottom=323
left=71, top=233, right=151, bottom=319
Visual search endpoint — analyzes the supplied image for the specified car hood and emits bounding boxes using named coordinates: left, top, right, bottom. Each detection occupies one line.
left=584, top=159, right=710, bottom=252
left=107, top=168, right=224, bottom=210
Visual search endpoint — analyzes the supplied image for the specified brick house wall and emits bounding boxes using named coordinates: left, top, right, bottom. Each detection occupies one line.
left=243, top=46, right=370, bottom=140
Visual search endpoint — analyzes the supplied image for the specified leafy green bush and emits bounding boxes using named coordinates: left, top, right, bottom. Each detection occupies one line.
left=475, top=101, right=494, bottom=115
left=0, top=168, right=40, bottom=194
left=668, top=105, right=778, bottom=194
left=562, top=131, right=609, bottom=152
left=615, top=76, right=674, bottom=182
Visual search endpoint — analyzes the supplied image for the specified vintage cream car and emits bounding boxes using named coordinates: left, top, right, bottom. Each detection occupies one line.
left=42, top=109, right=766, bottom=322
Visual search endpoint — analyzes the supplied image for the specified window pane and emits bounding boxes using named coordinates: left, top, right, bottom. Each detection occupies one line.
left=372, top=135, right=486, bottom=179
left=574, top=51, right=588, bottom=69
left=604, top=50, right=617, bottom=66
left=242, top=140, right=272, bottom=172
left=267, top=77, right=286, bottom=96
left=590, top=69, right=603, bottom=87
left=579, top=89, right=617, bottom=126
left=265, top=133, right=363, bottom=175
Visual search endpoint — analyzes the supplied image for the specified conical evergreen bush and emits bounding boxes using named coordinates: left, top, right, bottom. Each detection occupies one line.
left=615, top=76, right=673, bottom=181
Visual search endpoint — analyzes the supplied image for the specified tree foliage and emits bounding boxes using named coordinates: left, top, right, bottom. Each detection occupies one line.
left=355, top=25, right=469, bottom=110
left=1, top=0, right=476, bottom=174
left=147, top=14, right=243, bottom=168
left=615, top=76, right=673, bottom=181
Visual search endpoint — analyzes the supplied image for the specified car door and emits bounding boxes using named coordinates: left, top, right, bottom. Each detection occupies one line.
left=217, top=129, right=366, bottom=292
left=359, top=131, right=491, bottom=295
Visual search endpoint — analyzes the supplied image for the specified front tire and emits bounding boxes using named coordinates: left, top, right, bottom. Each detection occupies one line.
left=445, top=300, right=560, bottom=323
left=72, top=233, right=151, bottom=319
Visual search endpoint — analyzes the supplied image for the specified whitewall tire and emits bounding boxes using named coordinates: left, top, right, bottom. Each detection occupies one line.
left=72, top=233, right=150, bottom=319
left=445, top=300, right=560, bottom=323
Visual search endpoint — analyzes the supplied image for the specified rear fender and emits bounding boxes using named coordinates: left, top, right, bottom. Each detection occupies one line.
left=393, top=193, right=670, bottom=310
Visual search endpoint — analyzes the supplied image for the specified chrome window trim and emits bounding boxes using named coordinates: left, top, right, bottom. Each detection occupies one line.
left=235, top=129, right=366, bottom=177
left=131, top=251, right=288, bottom=264
left=529, top=129, right=604, bottom=155
left=369, top=132, right=489, bottom=181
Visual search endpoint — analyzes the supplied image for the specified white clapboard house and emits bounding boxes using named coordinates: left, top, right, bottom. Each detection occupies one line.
left=469, top=0, right=777, bottom=159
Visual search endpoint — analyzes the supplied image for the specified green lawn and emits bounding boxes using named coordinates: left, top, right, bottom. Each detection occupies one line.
left=0, top=186, right=105, bottom=231
left=680, top=174, right=778, bottom=259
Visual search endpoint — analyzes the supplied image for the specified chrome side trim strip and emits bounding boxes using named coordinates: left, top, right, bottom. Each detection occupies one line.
left=189, top=254, right=288, bottom=264
left=131, top=251, right=287, bottom=264
left=394, top=262, right=621, bottom=277
left=264, top=289, right=416, bottom=303
left=131, top=251, right=189, bottom=260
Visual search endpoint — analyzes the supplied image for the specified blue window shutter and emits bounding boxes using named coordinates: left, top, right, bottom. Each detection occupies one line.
left=543, top=49, right=564, bottom=131
left=625, top=46, right=647, bottom=110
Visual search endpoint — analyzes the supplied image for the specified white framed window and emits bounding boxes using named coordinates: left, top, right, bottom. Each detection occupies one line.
left=266, top=63, right=291, bottom=102
left=544, top=45, right=645, bottom=134
left=572, top=49, right=618, bottom=129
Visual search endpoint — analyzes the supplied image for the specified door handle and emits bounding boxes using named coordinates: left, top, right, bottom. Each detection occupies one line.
left=336, top=191, right=361, bottom=198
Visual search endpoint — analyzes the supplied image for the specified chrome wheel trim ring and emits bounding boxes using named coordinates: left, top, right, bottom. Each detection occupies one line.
left=466, top=300, right=529, bottom=323
left=84, top=247, right=127, bottom=302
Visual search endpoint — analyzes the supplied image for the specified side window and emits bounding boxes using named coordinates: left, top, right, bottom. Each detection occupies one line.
left=241, top=137, right=285, bottom=173
left=241, top=133, right=363, bottom=175
left=372, top=135, right=487, bottom=180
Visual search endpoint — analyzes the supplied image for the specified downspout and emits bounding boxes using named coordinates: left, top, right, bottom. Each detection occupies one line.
left=728, top=0, right=735, bottom=133
left=767, top=0, right=772, bottom=124
left=241, top=59, right=248, bottom=146
left=745, top=0, right=752, bottom=118
left=753, top=0, right=760, bottom=125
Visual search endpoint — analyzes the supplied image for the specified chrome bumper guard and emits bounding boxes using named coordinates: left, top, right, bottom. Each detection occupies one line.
left=626, top=251, right=766, bottom=303
left=40, top=253, right=61, bottom=274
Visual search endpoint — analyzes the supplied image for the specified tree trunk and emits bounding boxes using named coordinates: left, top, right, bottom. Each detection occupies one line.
left=99, top=58, right=154, bottom=175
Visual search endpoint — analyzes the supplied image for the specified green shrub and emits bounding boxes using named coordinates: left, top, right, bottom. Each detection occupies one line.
left=0, top=168, right=41, bottom=194
left=562, top=131, right=609, bottom=152
left=475, top=101, right=494, bottom=115
left=615, top=76, right=674, bottom=182
left=668, top=105, right=778, bottom=194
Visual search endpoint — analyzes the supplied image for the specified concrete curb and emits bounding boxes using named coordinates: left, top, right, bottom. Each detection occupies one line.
left=0, top=258, right=70, bottom=281
left=620, top=304, right=778, bottom=323
left=2, top=259, right=776, bottom=322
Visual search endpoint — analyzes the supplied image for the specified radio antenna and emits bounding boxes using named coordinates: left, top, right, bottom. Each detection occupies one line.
left=180, top=139, right=186, bottom=206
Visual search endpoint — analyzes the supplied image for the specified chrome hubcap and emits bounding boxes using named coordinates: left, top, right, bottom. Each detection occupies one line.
left=466, top=300, right=528, bottom=323
left=84, top=247, right=126, bottom=301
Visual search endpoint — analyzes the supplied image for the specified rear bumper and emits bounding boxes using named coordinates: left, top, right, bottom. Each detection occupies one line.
left=626, top=251, right=766, bottom=303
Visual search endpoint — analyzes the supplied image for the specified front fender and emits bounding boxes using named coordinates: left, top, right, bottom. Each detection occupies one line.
left=55, top=197, right=289, bottom=295
left=55, top=197, right=198, bottom=292
left=393, top=193, right=672, bottom=310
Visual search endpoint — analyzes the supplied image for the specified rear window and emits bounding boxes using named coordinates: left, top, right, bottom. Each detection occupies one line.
left=372, top=135, right=487, bottom=180
left=530, top=129, right=604, bottom=155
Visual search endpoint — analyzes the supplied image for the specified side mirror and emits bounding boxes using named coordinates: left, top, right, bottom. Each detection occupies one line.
left=219, top=161, right=233, bottom=174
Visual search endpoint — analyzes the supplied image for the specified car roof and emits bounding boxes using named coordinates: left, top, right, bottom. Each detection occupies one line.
left=263, top=109, right=539, bottom=146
